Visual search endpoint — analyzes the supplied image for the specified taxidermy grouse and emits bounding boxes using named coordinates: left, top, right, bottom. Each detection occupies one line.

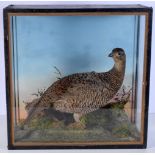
left=23, top=48, right=126, bottom=126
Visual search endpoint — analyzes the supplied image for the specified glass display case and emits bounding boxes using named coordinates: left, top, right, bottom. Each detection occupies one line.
left=3, top=4, right=152, bottom=149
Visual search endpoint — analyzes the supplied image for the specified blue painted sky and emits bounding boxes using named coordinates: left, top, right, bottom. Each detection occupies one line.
left=12, top=15, right=138, bottom=103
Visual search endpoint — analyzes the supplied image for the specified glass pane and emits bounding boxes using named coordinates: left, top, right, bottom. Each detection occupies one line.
left=10, top=14, right=145, bottom=144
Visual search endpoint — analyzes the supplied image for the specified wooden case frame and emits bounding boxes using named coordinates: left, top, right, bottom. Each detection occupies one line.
left=3, top=4, right=153, bottom=149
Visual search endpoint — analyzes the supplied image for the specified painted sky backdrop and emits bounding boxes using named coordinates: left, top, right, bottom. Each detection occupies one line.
left=11, top=15, right=139, bottom=118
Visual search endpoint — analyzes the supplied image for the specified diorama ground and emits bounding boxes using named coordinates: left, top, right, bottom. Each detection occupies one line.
left=15, top=107, right=140, bottom=143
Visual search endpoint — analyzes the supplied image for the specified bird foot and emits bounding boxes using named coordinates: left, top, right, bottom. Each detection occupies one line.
left=67, top=121, right=86, bottom=129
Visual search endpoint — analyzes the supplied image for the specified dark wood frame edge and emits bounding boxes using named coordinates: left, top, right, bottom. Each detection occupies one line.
left=3, top=5, right=153, bottom=150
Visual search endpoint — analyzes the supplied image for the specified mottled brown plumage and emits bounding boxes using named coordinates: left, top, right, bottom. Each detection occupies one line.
left=24, top=48, right=126, bottom=125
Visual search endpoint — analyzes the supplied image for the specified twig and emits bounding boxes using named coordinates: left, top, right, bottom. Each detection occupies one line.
left=53, top=66, right=62, bottom=79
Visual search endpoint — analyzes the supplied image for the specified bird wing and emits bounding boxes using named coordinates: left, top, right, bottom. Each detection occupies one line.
left=53, top=80, right=111, bottom=114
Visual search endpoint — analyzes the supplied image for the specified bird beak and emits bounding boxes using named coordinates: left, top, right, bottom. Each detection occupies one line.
left=108, top=52, right=113, bottom=57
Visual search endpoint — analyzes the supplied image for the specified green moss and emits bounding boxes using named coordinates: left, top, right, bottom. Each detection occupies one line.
left=110, top=101, right=127, bottom=110
left=29, top=118, right=49, bottom=129
left=112, top=124, right=131, bottom=138
left=80, top=116, right=87, bottom=124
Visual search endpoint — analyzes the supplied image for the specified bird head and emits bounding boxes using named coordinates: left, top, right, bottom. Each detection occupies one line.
left=108, top=48, right=126, bottom=63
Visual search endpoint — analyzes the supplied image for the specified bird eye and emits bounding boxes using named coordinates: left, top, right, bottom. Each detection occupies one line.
left=118, top=52, right=121, bottom=56
left=118, top=51, right=123, bottom=56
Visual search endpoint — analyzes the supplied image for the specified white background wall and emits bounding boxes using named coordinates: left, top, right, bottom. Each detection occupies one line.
left=0, top=1, right=155, bottom=115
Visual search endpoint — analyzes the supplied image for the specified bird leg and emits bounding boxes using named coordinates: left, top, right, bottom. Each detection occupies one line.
left=73, top=113, right=82, bottom=122
left=67, top=113, right=86, bottom=129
